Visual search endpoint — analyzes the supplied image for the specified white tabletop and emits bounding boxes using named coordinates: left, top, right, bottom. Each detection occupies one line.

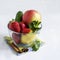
left=0, top=0, right=60, bottom=60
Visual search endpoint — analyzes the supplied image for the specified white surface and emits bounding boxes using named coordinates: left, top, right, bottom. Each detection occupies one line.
left=0, top=0, right=60, bottom=60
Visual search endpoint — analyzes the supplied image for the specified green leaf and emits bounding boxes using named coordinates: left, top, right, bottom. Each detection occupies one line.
left=15, top=11, right=23, bottom=22
left=29, top=21, right=41, bottom=32
left=31, top=39, right=40, bottom=51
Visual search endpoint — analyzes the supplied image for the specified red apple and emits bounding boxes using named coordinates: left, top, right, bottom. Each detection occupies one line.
left=22, top=10, right=41, bottom=24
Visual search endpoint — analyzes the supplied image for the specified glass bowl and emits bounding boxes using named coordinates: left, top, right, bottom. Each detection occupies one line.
left=8, top=24, right=42, bottom=47
left=8, top=29, right=39, bottom=47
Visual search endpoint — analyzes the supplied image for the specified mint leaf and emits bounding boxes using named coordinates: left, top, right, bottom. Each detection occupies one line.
left=29, top=21, right=42, bottom=32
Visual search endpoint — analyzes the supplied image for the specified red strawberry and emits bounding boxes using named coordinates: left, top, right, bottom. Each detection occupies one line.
left=8, top=21, right=20, bottom=32
left=19, top=22, right=26, bottom=29
left=19, top=22, right=31, bottom=33
left=12, top=33, right=21, bottom=44
left=22, top=28, right=31, bottom=33
left=8, top=21, right=14, bottom=31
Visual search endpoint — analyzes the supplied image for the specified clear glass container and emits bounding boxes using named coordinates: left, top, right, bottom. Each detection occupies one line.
left=8, top=24, right=42, bottom=47
left=8, top=29, right=38, bottom=46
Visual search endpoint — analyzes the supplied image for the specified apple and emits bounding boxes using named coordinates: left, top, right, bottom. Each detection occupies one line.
left=22, top=10, right=41, bottom=24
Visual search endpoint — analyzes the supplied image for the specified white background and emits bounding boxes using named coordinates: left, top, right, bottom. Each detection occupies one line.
left=0, top=0, right=60, bottom=60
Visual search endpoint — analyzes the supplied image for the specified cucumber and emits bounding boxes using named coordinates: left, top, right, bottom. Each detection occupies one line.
left=15, top=11, right=23, bottom=22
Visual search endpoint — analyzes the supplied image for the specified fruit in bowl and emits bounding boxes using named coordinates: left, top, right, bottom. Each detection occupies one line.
left=7, top=10, right=42, bottom=51
left=8, top=21, right=31, bottom=44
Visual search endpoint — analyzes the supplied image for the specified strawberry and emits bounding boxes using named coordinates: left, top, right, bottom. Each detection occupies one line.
left=19, top=22, right=31, bottom=33
left=12, top=33, right=21, bottom=44
left=12, top=21, right=20, bottom=32
left=19, top=22, right=27, bottom=32
left=22, top=28, right=31, bottom=33
left=8, top=21, right=15, bottom=31
left=19, top=22, right=26, bottom=29
left=8, top=21, right=21, bottom=32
